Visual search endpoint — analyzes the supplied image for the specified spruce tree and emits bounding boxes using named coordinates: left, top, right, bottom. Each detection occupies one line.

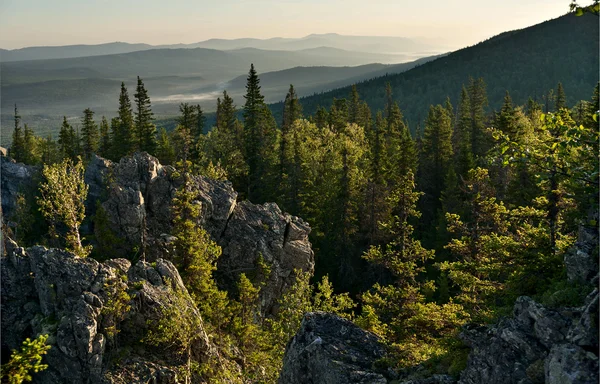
left=280, top=84, right=302, bottom=202
left=112, top=82, right=135, bottom=159
left=555, top=82, right=567, bottom=110
left=349, top=85, right=360, bottom=124
left=497, top=90, right=516, bottom=137
left=58, top=116, right=77, bottom=160
left=243, top=63, right=266, bottom=202
left=99, top=116, right=111, bottom=157
left=22, top=124, right=38, bottom=165
left=81, top=108, right=99, bottom=158
left=468, top=77, right=489, bottom=160
left=134, top=76, right=157, bottom=154
left=454, top=86, right=475, bottom=178
left=314, top=106, right=329, bottom=129
left=10, top=105, right=25, bottom=162
left=192, top=104, right=205, bottom=160
left=156, top=128, right=175, bottom=165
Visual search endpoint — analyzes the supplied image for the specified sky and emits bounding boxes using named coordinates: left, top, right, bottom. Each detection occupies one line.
left=0, top=0, right=571, bottom=50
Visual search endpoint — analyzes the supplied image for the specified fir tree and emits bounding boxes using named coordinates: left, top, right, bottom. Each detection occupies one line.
left=80, top=108, right=98, bottom=158
left=58, top=116, right=77, bottom=160
left=112, top=82, right=135, bottom=159
left=468, top=77, right=489, bottom=160
left=10, top=105, right=25, bottom=163
left=156, top=128, right=175, bottom=165
left=134, top=76, right=157, bottom=154
left=555, top=82, right=567, bottom=110
left=243, top=64, right=268, bottom=202
left=280, top=84, right=303, bottom=207
left=99, top=116, right=111, bottom=157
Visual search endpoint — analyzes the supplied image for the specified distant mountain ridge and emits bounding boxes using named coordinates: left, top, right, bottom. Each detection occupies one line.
left=0, top=33, right=444, bottom=62
left=274, top=13, right=599, bottom=129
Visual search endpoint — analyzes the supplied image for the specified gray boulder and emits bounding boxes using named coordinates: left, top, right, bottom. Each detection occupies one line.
left=278, top=312, right=388, bottom=384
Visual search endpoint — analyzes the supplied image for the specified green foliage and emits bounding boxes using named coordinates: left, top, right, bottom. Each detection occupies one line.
left=101, top=275, right=131, bottom=341
left=1, top=334, right=51, bottom=384
left=80, top=108, right=99, bottom=159
left=37, top=157, right=90, bottom=257
left=134, top=76, right=157, bottom=154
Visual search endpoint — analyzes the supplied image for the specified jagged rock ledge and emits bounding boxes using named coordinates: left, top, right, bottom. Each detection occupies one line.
left=1, top=153, right=315, bottom=315
left=1, top=240, right=214, bottom=383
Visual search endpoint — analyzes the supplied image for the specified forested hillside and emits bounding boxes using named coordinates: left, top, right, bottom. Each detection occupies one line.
left=278, top=12, right=599, bottom=129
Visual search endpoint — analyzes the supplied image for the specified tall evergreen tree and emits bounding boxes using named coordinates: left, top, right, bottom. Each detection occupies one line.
left=10, top=105, right=25, bottom=162
left=555, top=82, right=567, bottom=110
left=280, top=84, right=303, bottom=208
left=349, top=85, right=361, bottom=124
left=328, top=98, right=349, bottom=132
left=468, top=77, right=489, bottom=160
left=21, top=124, right=38, bottom=165
left=243, top=64, right=270, bottom=202
left=497, top=90, right=517, bottom=137
left=99, top=116, right=111, bottom=157
left=58, top=116, right=77, bottom=160
left=454, top=86, right=475, bottom=178
left=112, top=82, right=135, bottom=159
left=134, top=76, right=157, bottom=154
left=81, top=108, right=99, bottom=158
left=314, top=106, right=329, bottom=129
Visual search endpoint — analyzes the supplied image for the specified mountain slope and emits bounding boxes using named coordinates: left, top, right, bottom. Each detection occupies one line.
left=275, top=13, right=599, bottom=128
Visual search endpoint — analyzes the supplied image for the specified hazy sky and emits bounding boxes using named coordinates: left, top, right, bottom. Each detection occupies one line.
left=0, top=0, right=571, bottom=50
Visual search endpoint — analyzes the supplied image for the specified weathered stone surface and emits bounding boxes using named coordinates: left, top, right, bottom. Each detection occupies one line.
left=91, top=152, right=313, bottom=313
left=0, top=156, right=38, bottom=222
left=1, top=152, right=314, bottom=314
left=1, top=244, right=213, bottom=384
left=278, top=312, right=388, bottom=384
left=545, top=344, right=599, bottom=384
left=564, top=219, right=599, bottom=284
left=217, top=201, right=314, bottom=314
left=458, top=294, right=599, bottom=384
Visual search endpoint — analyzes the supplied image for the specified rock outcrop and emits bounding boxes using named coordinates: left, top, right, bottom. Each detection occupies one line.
left=0, top=156, right=39, bottom=223
left=458, top=292, right=599, bottom=384
left=1, top=153, right=314, bottom=315
left=1, top=242, right=214, bottom=384
left=278, top=312, right=388, bottom=384
left=86, top=152, right=314, bottom=314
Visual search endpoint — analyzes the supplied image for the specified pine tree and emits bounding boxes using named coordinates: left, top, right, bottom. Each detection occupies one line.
left=134, top=76, right=157, bottom=154
left=328, top=98, right=349, bottom=132
left=192, top=104, right=205, bottom=161
left=349, top=85, right=361, bottom=124
left=10, top=105, right=25, bottom=162
left=112, top=82, right=135, bottom=159
left=99, top=116, right=111, bottom=157
left=21, top=124, right=38, bottom=165
left=156, top=128, right=175, bottom=165
left=419, top=104, right=454, bottom=245
left=360, top=171, right=467, bottom=366
left=314, top=106, right=329, bottom=129
left=280, top=84, right=303, bottom=209
left=58, top=116, right=77, bottom=160
left=454, top=86, right=475, bottom=178
left=468, top=77, right=489, bottom=160
left=243, top=64, right=269, bottom=202
left=81, top=108, right=99, bottom=158
left=555, top=82, right=567, bottom=110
